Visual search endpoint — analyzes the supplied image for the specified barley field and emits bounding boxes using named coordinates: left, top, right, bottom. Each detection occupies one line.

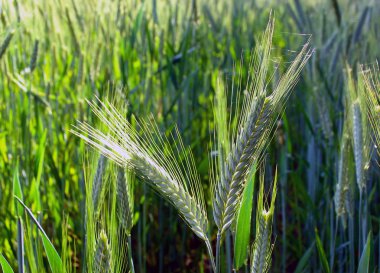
left=0, top=0, right=379, bottom=272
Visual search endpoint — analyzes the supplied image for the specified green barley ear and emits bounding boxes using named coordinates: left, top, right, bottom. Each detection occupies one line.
left=334, top=121, right=354, bottom=228
left=116, top=166, right=134, bottom=235
left=352, top=100, right=365, bottom=191
left=72, top=100, right=209, bottom=241
left=72, top=96, right=215, bottom=270
left=94, top=229, right=111, bottom=273
left=316, top=95, right=333, bottom=141
left=116, top=166, right=136, bottom=273
left=93, top=154, right=108, bottom=217
left=0, top=30, right=14, bottom=60
left=345, top=65, right=371, bottom=193
left=62, top=215, right=74, bottom=273
left=212, top=13, right=312, bottom=237
left=362, top=63, right=380, bottom=152
left=29, top=39, right=39, bottom=72
left=83, top=152, right=98, bottom=273
left=250, top=168, right=277, bottom=273
left=211, top=70, right=231, bottom=228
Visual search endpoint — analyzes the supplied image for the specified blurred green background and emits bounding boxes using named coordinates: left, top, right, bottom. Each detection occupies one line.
left=0, top=0, right=379, bottom=272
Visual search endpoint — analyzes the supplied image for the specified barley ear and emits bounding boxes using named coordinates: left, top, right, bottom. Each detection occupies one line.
left=116, top=166, right=134, bottom=235
left=72, top=97, right=215, bottom=271
left=0, top=30, right=14, bottom=60
left=334, top=122, right=354, bottom=227
left=345, top=65, right=371, bottom=193
left=211, top=71, right=231, bottom=230
left=29, top=40, right=39, bottom=72
left=212, top=14, right=312, bottom=237
left=92, top=154, right=108, bottom=217
left=362, top=63, right=380, bottom=152
left=250, top=169, right=277, bottom=273
left=94, top=229, right=111, bottom=273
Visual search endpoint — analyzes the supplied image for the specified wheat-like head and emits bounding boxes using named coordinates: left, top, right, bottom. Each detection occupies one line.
left=212, top=14, right=313, bottom=236
left=94, top=229, right=112, bottom=273
left=362, top=63, right=380, bottom=153
left=71, top=97, right=215, bottom=269
left=334, top=121, right=354, bottom=227
left=93, top=154, right=108, bottom=217
left=250, top=169, right=277, bottom=273
left=116, top=166, right=134, bottom=235
left=0, top=31, right=14, bottom=60
left=345, top=65, right=371, bottom=193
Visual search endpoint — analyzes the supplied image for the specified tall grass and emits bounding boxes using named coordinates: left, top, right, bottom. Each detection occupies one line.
left=1, top=0, right=380, bottom=272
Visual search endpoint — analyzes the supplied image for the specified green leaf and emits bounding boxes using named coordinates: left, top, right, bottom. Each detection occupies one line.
left=13, top=162, right=23, bottom=217
left=31, top=129, right=47, bottom=211
left=234, top=166, right=256, bottom=270
left=294, top=241, right=315, bottom=273
left=16, top=218, right=24, bottom=273
left=35, top=129, right=47, bottom=187
left=14, top=197, right=63, bottom=273
left=315, top=228, right=330, bottom=273
left=357, top=231, right=372, bottom=273
left=0, top=254, right=15, bottom=273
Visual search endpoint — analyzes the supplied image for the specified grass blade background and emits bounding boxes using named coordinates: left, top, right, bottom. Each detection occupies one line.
left=294, top=242, right=315, bottom=273
left=14, top=197, right=63, bottom=273
left=357, top=231, right=371, bottom=273
left=16, top=219, right=24, bottom=273
left=0, top=254, right=15, bottom=273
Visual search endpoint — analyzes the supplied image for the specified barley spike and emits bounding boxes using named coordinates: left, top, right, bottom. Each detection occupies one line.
left=94, top=229, right=111, bottom=273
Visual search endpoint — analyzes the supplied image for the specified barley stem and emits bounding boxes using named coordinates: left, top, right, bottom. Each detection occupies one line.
left=348, top=215, right=355, bottom=273
left=216, top=232, right=221, bottom=273
left=358, top=191, right=362, bottom=252
left=330, top=217, right=338, bottom=272
left=206, top=239, right=216, bottom=272
left=225, top=231, right=232, bottom=273
left=127, top=234, right=135, bottom=273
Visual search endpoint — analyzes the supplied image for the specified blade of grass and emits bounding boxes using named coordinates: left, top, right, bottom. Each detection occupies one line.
left=294, top=242, right=315, bottom=273
left=0, top=254, right=15, bottom=273
left=33, top=129, right=47, bottom=211
left=16, top=219, right=24, bottom=273
left=13, top=162, right=23, bottom=217
left=315, top=228, right=330, bottom=273
left=234, top=166, right=256, bottom=270
left=357, top=231, right=372, bottom=273
left=14, top=197, right=63, bottom=273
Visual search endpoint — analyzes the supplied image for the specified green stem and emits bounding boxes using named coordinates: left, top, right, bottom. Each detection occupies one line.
left=358, top=191, right=362, bottom=252
left=206, top=239, right=216, bottom=273
left=225, top=231, right=232, bottom=273
left=216, top=232, right=221, bottom=273
left=330, top=217, right=338, bottom=272
left=348, top=215, right=355, bottom=273
left=362, top=188, right=368, bottom=248
left=127, top=234, right=135, bottom=273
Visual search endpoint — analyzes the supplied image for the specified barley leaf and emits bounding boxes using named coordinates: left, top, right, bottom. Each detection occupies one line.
left=14, top=197, right=63, bottom=273
left=13, top=163, right=23, bottom=217
left=35, top=129, right=47, bottom=187
left=294, top=241, right=315, bottom=273
left=357, top=231, right=372, bottom=273
left=0, top=254, right=14, bottom=273
left=234, top=166, right=256, bottom=270
left=314, top=229, right=330, bottom=273
left=33, top=129, right=47, bottom=211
